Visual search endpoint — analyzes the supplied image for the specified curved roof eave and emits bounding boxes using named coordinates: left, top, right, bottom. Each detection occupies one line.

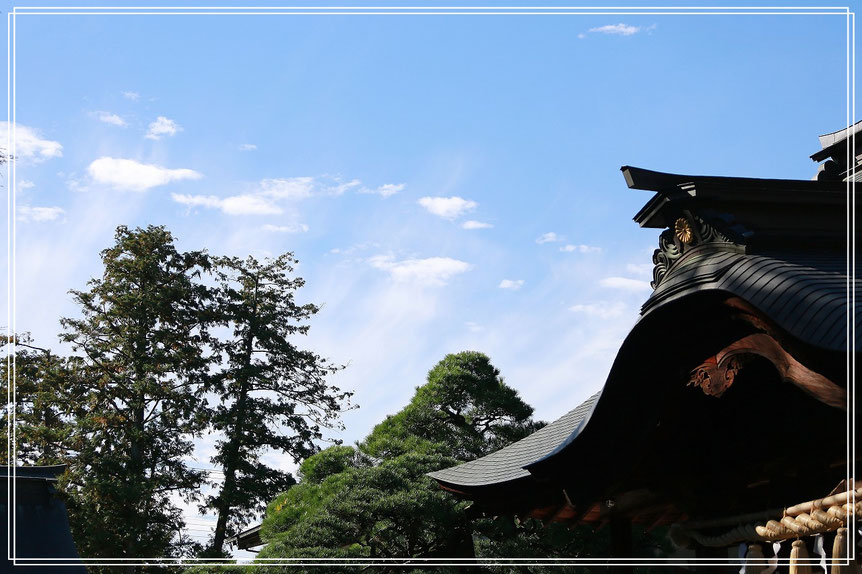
left=430, top=249, right=854, bottom=493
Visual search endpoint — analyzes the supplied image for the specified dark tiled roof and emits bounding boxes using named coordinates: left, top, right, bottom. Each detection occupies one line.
left=428, top=392, right=600, bottom=488
left=1, top=465, right=65, bottom=481
left=1, top=466, right=86, bottom=572
left=643, top=249, right=856, bottom=352
left=227, top=523, right=263, bottom=550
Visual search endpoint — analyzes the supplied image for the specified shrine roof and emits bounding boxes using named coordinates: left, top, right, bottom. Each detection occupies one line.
left=428, top=392, right=600, bottom=489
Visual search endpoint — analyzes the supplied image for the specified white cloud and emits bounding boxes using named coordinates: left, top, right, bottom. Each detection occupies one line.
left=17, top=180, right=35, bottom=192
left=560, top=244, right=601, bottom=253
left=498, top=279, right=524, bottom=290
left=589, top=23, right=641, bottom=36
left=239, top=143, right=257, bottom=151
left=569, top=301, right=626, bottom=319
left=325, top=179, right=362, bottom=196
left=462, top=220, right=493, bottom=230
left=349, top=181, right=405, bottom=197
left=122, top=91, right=140, bottom=101
left=0, top=123, right=62, bottom=161
left=417, top=196, right=477, bottom=219
left=599, top=276, right=653, bottom=292
left=221, top=195, right=282, bottom=215
left=367, top=183, right=404, bottom=197
left=369, top=255, right=472, bottom=286
left=261, top=223, right=309, bottom=233
left=171, top=193, right=221, bottom=209
left=95, top=111, right=126, bottom=127
left=259, top=177, right=315, bottom=199
left=17, top=205, right=64, bottom=222
left=145, top=116, right=181, bottom=140
left=536, top=232, right=561, bottom=244
left=88, top=157, right=202, bottom=191
left=172, top=193, right=282, bottom=216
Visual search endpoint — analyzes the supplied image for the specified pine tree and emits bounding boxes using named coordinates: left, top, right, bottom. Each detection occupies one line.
left=257, top=351, right=542, bottom=571
left=59, top=225, right=212, bottom=567
left=203, top=253, right=352, bottom=556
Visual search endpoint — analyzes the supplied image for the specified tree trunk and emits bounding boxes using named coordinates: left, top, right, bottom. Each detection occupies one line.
left=125, top=400, right=145, bottom=574
left=211, top=284, right=258, bottom=554
left=210, top=373, right=250, bottom=554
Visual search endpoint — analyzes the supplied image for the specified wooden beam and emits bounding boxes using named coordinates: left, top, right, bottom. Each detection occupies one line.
left=688, top=333, right=846, bottom=409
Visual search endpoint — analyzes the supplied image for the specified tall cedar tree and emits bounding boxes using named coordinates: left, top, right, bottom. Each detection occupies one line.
left=59, top=225, right=211, bottom=567
left=1, top=334, right=72, bottom=466
left=204, top=254, right=352, bottom=556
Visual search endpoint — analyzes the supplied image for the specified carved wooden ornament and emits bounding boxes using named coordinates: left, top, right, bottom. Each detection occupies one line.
left=651, top=212, right=738, bottom=289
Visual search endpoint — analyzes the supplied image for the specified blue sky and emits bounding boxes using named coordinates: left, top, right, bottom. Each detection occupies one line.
left=3, top=2, right=852, bottom=553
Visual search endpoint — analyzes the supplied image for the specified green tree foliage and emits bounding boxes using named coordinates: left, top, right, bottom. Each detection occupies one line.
left=258, top=447, right=469, bottom=572
left=58, top=225, right=212, bottom=565
left=256, top=351, right=541, bottom=572
left=203, top=254, right=352, bottom=556
left=0, top=334, right=72, bottom=466
left=363, top=351, right=542, bottom=461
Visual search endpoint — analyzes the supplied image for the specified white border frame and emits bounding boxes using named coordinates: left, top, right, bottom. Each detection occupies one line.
left=5, top=4, right=856, bottom=569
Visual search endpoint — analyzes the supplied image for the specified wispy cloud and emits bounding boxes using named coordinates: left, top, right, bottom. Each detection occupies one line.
left=369, top=255, right=472, bottom=286
left=462, top=220, right=493, bottom=230
left=239, top=143, right=257, bottom=151
left=498, top=279, right=524, bottom=290
left=94, top=111, right=127, bottom=127
left=259, top=177, right=315, bottom=199
left=330, top=242, right=378, bottom=256
left=172, top=193, right=281, bottom=215
left=418, top=196, right=477, bottom=219
left=122, top=91, right=140, bottom=101
left=145, top=116, right=181, bottom=140
left=536, top=232, right=562, bottom=244
left=171, top=175, right=399, bottom=218
left=323, top=179, right=362, bottom=196
left=361, top=183, right=404, bottom=197
left=88, top=157, right=202, bottom=191
left=569, top=301, right=626, bottom=319
left=560, top=244, right=601, bottom=254
left=599, top=276, right=652, bottom=292
left=16, top=180, right=35, bottom=193
left=588, top=23, right=643, bottom=36
left=17, top=206, right=65, bottom=222
left=0, top=123, right=62, bottom=162
left=261, top=223, right=309, bottom=233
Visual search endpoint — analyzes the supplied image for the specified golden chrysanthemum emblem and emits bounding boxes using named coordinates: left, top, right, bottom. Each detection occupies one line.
left=674, top=217, right=694, bottom=244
